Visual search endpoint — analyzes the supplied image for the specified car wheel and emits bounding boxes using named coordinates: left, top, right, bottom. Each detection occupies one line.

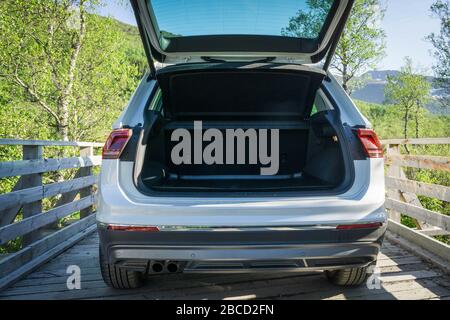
left=325, top=262, right=375, bottom=287
left=99, top=247, right=144, bottom=289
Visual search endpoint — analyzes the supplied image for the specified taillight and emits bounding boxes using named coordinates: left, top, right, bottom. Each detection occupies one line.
left=336, top=222, right=383, bottom=230
left=102, top=128, right=132, bottom=159
left=107, top=225, right=160, bottom=232
left=356, top=128, right=383, bottom=158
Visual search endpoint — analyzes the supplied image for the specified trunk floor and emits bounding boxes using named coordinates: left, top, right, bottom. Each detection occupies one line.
left=147, top=174, right=333, bottom=192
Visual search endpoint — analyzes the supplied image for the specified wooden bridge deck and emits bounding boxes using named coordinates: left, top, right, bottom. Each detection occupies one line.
left=1, top=232, right=449, bottom=300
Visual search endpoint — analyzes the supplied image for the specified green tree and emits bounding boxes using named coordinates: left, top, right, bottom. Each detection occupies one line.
left=282, top=0, right=386, bottom=93
left=427, top=0, right=450, bottom=108
left=385, top=58, right=431, bottom=140
left=0, top=0, right=142, bottom=142
left=355, top=100, right=450, bottom=140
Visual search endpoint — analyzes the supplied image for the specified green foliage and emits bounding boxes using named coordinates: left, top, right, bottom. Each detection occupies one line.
left=333, top=0, right=386, bottom=93
left=118, top=21, right=148, bottom=77
left=384, top=58, right=432, bottom=139
left=282, top=0, right=386, bottom=93
left=355, top=100, right=450, bottom=139
left=0, top=0, right=145, bottom=142
left=281, top=0, right=334, bottom=38
left=427, top=0, right=450, bottom=108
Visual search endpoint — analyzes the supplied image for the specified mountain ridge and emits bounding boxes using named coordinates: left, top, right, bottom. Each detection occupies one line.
left=350, top=70, right=448, bottom=115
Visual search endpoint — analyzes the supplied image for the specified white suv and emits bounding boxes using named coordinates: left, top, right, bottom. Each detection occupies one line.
left=97, top=0, right=386, bottom=289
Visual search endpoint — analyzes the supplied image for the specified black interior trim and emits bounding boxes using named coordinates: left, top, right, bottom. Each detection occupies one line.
left=163, top=35, right=319, bottom=53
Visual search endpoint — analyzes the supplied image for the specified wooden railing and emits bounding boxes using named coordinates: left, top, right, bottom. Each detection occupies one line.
left=0, top=137, right=448, bottom=287
left=382, top=137, right=450, bottom=269
left=0, top=139, right=103, bottom=289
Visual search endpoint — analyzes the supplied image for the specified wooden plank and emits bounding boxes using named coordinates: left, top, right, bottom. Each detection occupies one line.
left=0, top=273, right=316, bottom=300
left=385, top=176, right=450, bottom=202
left=49, top=170, right=92, bottom=229
left=118, top=275, right=448, bottom=300
left=378, top=270, right=440, bottom=283
left=385, top=154, right=450, bottom=172
left=330, top=285, right=448, bottom=300
left=0, top=217, right=97, bottom=290
left=274, top=278, right=445, bottom=301
left=385, top=198, right=450, bottom=231
left=45, top=175, right=97, bottom=199
left=376, top=256, right=422, bottom=267
left=0, top=175, right=98, bottom=211
left=0, top=139, right=103, bottom=148
left=360, top=288, right=449, bottom=300
left=148, top=278, right=445, bottom=300
left=385, top=230, right=450, bottom=274
left=56, top=271, right=448, bottom=300
left=387, top=219, right=450, bottom=263
left=381, top=137, right=450, bottom=145
left=0, top=176, right=25, bottom=227
left=379, top=262, right=432, bottom=274
left=12, top=273, right=325, bottom=300
left=0, top=274, right=321, bottom=299
left=419, top=227, right=450, bottom=236
left=193, top=272, right=442, bottom=301
left=12, top=272, right=102, bottom=287
left=0, top=196, right=95, bottom=245
left=0, top=156, right=102, bottom=178
left=0, top=214, right=96, bottom=279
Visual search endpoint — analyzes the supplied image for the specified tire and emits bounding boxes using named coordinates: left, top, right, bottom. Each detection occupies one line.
left=99, top=247, right=144, bottom=289
left=325, top=262, right=375, bottom=287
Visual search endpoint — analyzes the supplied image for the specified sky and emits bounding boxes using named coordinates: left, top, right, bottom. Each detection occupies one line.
left=98, top=0, right=441, bottom=74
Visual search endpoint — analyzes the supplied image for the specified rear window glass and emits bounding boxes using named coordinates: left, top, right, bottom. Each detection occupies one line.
left=149, top=0, right=336, bottom=41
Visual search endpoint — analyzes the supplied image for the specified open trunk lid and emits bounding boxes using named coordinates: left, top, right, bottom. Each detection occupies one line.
left=156, top=62, right=326, bottom=119
left=130, top=0, right=354, bottom=68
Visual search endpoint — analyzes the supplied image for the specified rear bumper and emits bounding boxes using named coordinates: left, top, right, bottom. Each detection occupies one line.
left=98, top=223, right=386, bottom=273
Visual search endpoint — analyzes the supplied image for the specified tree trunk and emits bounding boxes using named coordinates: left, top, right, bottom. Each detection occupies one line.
left=342, top=80, right=349, bottom=93
left=342, top=63, right=349, bottom=93
left=403, top=106, right=409, bottom=139
left=415, top=105, right=420, bottom=138
left=58, top=0, right=86, bottom=142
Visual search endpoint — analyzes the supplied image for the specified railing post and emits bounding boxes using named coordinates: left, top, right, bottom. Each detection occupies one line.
left=79, top=146, right=94, bottom=218
left=22, top=145, right=43, bottom=245
left=386, top=144, right=402, bottom=222
left=385, top=143, right=426, bottom=229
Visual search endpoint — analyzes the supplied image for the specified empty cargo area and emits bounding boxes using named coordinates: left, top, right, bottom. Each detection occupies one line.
left=138, top=117, right=346, bottom=193
left=134, top=63, right=352, bottom=194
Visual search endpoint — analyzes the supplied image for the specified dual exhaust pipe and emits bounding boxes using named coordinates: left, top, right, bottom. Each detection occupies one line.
left=151, top=261, right=180, bottom=273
